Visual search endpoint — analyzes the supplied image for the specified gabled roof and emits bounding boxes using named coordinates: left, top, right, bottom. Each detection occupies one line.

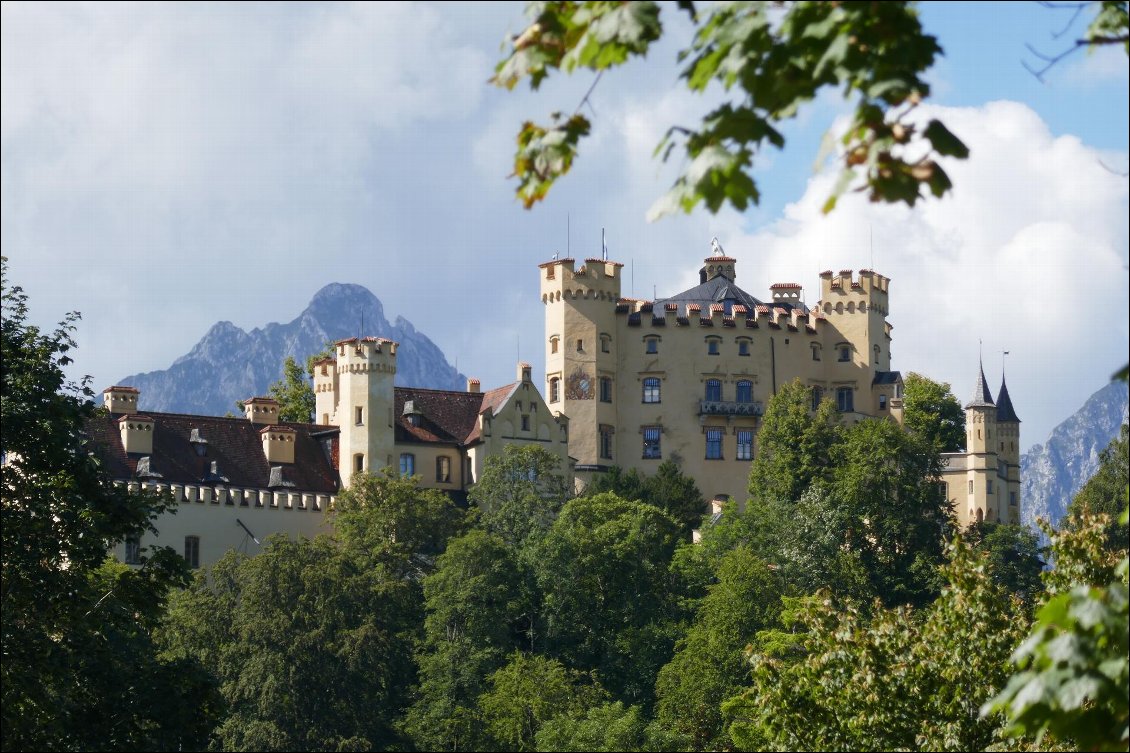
left=996, top=376, right=1021, bottom=423
left=393, top=383, right=522, bottom=446
left=656, top=274, right=766, bottom=312
left=965, top=362, right=996, bottom=409
left=86, top=412, right=339, bottom=493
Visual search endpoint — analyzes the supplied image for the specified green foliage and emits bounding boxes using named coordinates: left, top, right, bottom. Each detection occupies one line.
left=588, top=459, right=705, bottom=538
left=469, top=444, right=572, bottom=551
left=1066, top=423, right=1129, bottom=554
left=536, top=493, right=684, bottom=706
left=655, top=546, right=784, bottom=750
left=987, top=507, right=1130, bottom=751
left=268, top=355, right=316, bottom=422
left=478, top=652, right=609, bottom=752
left=726, top=539, right=1030, bottom=751
left=2, top=257, right=213, bottom=751
left=748, top=378, right=840, bottom=506
left=902, top=371, right=966, bottom=453
left=404, top=530, right=535, bottom=751
left=535, top=700, right=685, bottom=752
left=967, top=522, right=1046, bottom=609
left=495, top=1, right=968, bottom=218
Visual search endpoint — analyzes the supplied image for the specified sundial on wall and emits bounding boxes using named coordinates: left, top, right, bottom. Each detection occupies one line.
left=565, top=369, right=593, bottom=400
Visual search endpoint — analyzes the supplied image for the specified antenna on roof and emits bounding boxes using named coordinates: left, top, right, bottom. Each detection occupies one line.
left=869, top=224, right=874, bottom=270
left=567, top=213, right=571, bottom=257
left=360, top=309, right=365, bottom=340
left=1002, top=349, right=1010, bottom=377
left=602, top=227, right=608, bottom=260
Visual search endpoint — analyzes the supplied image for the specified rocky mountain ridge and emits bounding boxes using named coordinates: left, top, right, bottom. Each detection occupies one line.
left=119, top=283, right=465, bottom=416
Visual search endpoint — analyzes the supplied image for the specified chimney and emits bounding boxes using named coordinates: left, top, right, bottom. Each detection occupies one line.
left=467, top=378, right=481, bottom=394
left=260, top=425, right=296, bottom=464
left=244, top=396, right=280, bottom=425
left=518, top=362, right=532, bottom=383
left=103, top=386, right=140, bottom=415
left=118, top=414, right=154, bottom=455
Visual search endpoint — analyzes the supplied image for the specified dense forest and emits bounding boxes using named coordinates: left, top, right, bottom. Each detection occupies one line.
left=3, top=259, right=1128, bottom=752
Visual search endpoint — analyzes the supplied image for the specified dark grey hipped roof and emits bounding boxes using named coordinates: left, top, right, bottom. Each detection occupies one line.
left=996, top=376, right=1021, bottom=423
left=872, top=370, right=903, bottom=386
left=966, top=363, right=996, bottom=409
left=656, top=275, right=766, bottom=311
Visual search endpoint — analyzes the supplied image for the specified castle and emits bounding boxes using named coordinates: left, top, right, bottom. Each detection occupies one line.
left=92, top=238, right=1018, bottom=568
left=539, top=242, right=1019, bottom=526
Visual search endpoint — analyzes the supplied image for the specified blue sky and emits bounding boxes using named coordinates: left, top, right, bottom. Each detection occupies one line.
left=3, top=1, right=1127, bottom=451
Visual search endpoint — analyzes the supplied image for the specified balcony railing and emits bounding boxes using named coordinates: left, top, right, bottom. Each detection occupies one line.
left=699, top=400, right=763, bottom=416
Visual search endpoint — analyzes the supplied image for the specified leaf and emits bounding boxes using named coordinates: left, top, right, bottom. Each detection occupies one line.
left=923, top=119, right=969, bottom=158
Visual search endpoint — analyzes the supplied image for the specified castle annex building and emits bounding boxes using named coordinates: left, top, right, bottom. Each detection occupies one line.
left=93, top=348, right=569, bottom=568
left=539, top=241, right=1020, bottom=525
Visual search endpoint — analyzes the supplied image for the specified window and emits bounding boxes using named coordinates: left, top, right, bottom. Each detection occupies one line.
left=643, top=426, right=662, bottom=459
left=576, top=339, right=584, bottom=352
left=521, top=415, right=530, bottom=432
left=738, top=339, right=750, bottom=356
left=645, top=337, right=658, bottom=354
left=399, top=453, right=415, bottom=477
left=1010, top=491, right=1017, bottom=506
left=811, top=386, right=824, bottom=411
left=838, top=345, right=851, bottom=362
left=550, top=337, right=559, bottom=354
left=707, top=338, right=720, bottom=355
left=706, top=427, right=724, bottom=459
left=436, top=456, right=451, bottom=483
left=643, top=377, right=661, bottom=404
left=987, top=480, right=994, bottom=495
left=184, top=536, right=200, bottom=569
left=600, top=335, right=611, bottom=353
left=705, top=379, right=722, bottom=401
left=811, top=344, right=821, bottom=361
left=125, top=536, right=141, bottom=565
left=874, top=345, right=881, bottom=364
left=322, top=413, right=329, bottom=425
left=600, top=425, right=614, bottom=460
left=355, top=406, right=364, bottom=425
left=969, top=480, right=974, bottom=494
left=879, top=394, right=888, bottom=410
left=836, top=386, right=854, bottom=412
left=737, top=429, right=753, bottom=460
left=736, top=380, right=752, bottom=403
left=354, top=453, right=365, bottom=473
left=549, top=377, right=560, bottom=403
left=600, top=377, right=612, bottom=403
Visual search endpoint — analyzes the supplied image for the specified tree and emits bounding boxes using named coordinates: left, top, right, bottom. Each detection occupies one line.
left=588, top=460, right=705, bottom=539
left=268, top=355, right=316, bottom=422
left=725, top=540, right=1030, bottom=751
left=536, top=493, right=684, bottom=706
left=654, top=546, right=784, bottom=750
left=986, top=507, right=1129, bottom=751
left=493, top=1, right=969, bottom=218
left=469, top=444, right=572, bottom=551
left=493, top=1, right=1126, bottom=220
left=967, top=521, right=1046, bottom=609
left=1066, top=422, right=1129, bottom=554
left=902, top=371, right=965, bottom=453
left=477, top=652, right=609, bottom=752
left=747, top=378, right=840, bottom=506
left=403, top=530, right=535, bottom=752
left=2, top=257, right=212, bottom=750
left=535, top=701, right=685, bottom=752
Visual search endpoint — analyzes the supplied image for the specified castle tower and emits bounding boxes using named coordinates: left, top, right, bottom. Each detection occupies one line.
left=995, top=373, right=1022, bottom=524
left=332, top=337, right=397, bottom=484
left=817, top=269, right=893, bottom=373
left=540, top=255, right=623, bottom=473
left=963, top=362, right=999, bottom=524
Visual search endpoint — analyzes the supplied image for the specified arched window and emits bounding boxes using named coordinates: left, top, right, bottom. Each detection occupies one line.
left=705, top=379, right=722, bottom=401
left=736, top=380, right=752, bottom=403
left=643, top=377, right=661, bottom=404
left=550, top=336, right=560, bottom=354
left=549, top=377, right=560, bottom=403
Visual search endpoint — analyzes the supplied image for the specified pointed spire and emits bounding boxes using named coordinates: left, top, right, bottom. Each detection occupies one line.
left=965, top=361, right=995, bottom=409
left=996, top=374, right=1021, bottom=423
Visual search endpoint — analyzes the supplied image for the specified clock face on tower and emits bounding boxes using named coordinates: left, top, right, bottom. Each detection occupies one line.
left=566, top=369, right=594, bottom=400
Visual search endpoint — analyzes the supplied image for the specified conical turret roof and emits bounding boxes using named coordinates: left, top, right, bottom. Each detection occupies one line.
left=996, top=375, right=1021, bottom=423
left=965, top=362, right=996, bottom=409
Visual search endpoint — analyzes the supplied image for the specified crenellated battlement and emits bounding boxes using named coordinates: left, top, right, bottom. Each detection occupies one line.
left=620, top=297, right=818, bottom=333
left=114, top=479, right=332, bottom=512
left=816, top=268, right=890, bottom=316
left=540, top=257, right=623, bottom=303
